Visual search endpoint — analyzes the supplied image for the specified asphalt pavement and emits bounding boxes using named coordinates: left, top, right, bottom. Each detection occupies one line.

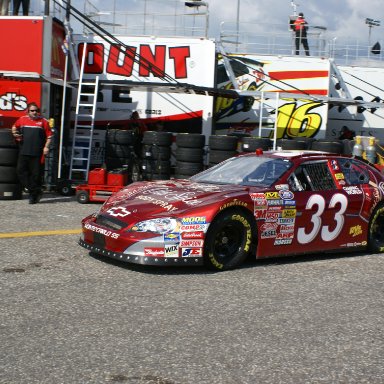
left=1, top=192, right=383, bottom=384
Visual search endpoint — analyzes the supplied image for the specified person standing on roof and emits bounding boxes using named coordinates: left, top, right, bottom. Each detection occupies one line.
left=12, top=102, right=52, bottom=204
left=294, top=12, right=310, bottom=56
left=0, top=0, right=10, bottom=15
left=12, top=0, right=29, bottom=15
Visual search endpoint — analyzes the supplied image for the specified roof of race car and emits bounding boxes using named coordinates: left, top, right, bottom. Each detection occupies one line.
left=241, top=149, right=338, bottom=160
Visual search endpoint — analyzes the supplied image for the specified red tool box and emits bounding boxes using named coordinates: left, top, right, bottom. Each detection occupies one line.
left=75, top=168, right=129, bottom=203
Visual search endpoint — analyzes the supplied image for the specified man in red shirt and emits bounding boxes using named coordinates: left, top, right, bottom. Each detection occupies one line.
left=294, top=12, right=310, bottom=56
left=12, top=102, right=52, bottom=204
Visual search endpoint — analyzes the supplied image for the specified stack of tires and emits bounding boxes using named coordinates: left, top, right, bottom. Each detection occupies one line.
left=105, top=129, right=138, bottom=169
left=240, top=137, right=272, bottom=152
left=208, top=135, right=238, bottom=167
left=174, top=133, right=206, bottom=179
left=105, top=129, right=141, bottom=183
left=0, top=129, right=22, bottom=200
left=141, top=131, right=173, bottom=180
left=311, top=139, right=343, bottom=154
left=276, top=137, right=313, bottom=150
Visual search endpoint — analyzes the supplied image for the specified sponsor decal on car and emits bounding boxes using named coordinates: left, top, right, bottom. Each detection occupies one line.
left=334, top=173, right=345, bottom=180
left=267, top=199, right=284, bottom=206
left=278, top=190, right=294, bottom=200
left=349, top=225, right=363, bottom=237
left=261, top=230, right=277, bottom=238
left=280, top=224, right=295, bottom=233
left=181, top=217, right=207, bottom=225
left=265, top=192, right=280, bottom=199
left=181, top=231, right=204, bottom=239
left=84, top=223, right=120, bottom=239
left=278, top=218, right=295, bottom=224
left=144, top=248, right=165, bottom=257
left=274, top=239, right=293, bottom=245
left=181, top=248, right=203, bottom=257
left=164, top=233, right=180, bottom=242
left=282, top=209, right=296, bottom=218
left=276, top=232, right=294, bottom=239
left=180, top=239, right=204, bottom=247
left=135, top=195, right=178, bottom=211
left=219, top=200, right=248, bottom=210
left=180, top=224, right=208, bottom=232
left=343, top=186, right=363, bottom=195
left=275, top=184, right=290, bottom=190
left=260, top=222, right=279, bottom=231
left=164, top=244, right=179, bottom=257
left=106, top=206, right=131, bottom=217
left=250, top=193, right=266, bottom=200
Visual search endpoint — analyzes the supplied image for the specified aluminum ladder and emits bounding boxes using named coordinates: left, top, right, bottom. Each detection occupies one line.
left=69, top=43, right=99, bottom=183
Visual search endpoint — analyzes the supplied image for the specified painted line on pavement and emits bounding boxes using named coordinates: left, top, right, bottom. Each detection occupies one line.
left=0, top=229, right=82, bottom=239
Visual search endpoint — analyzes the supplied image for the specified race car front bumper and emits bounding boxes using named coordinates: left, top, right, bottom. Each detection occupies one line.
left=79, top=238, right=204, bottom=266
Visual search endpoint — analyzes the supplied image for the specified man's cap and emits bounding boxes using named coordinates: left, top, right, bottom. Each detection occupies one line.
left=299, top=12, right=304, bottom=17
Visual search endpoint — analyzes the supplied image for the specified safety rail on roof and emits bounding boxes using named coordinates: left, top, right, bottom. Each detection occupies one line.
left=219, top=21, right=384, bottom=67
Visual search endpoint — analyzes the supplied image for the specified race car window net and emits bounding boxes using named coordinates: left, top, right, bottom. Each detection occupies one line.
left=301, top=162, right=336, bottom=191
left=337, top=158, right=370, bottom=185
left=191, top=156, right=292, bottom=186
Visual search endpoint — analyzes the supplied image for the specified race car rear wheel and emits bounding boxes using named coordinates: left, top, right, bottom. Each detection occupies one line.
left=76, top=190, right=90, bottom=204
left=204, top=209, right=254, bottom=271
left=368, top=205, right=384, bottom=253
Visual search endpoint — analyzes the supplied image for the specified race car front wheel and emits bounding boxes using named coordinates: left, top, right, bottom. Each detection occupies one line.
left=368, top=204, right=384, bottom=253
left=204, top=209, right=254, bottom=271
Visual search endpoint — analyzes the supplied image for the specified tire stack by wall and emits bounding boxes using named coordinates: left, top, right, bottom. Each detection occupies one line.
left=276, top=138, right=313, bottom=150
left=208, top=135, right=238, bottom=167
left=174, top=133, right=206, bottom=179
left=311, top=139, right=343, bottom=154
left=105, top=129, right=138, bottom=170
left=0, top=129, right=22, bottom=200
left=141, top=131, right=173, bottom=180
left=240, top=137, right=272, bottom=152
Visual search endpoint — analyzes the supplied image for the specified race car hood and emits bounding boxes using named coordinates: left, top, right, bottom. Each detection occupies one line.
left=99, top=179, right=250, bottom=220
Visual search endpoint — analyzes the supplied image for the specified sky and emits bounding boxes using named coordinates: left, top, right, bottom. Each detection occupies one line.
left=63, top=0, right=383, bottom=45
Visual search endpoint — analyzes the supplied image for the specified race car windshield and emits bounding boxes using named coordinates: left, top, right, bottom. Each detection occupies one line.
left=191, top=156, right=292, bottom=186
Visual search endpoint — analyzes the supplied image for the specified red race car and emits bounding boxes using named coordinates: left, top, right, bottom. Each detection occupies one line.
left=79, top=151, right=384, bottom=270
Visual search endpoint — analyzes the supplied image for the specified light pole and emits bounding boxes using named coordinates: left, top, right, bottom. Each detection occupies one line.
left=236, top=0, right=240, bottom=50
left=185, top=1, right=209, bottom=38
left=366, top=17, right=380, bottom=56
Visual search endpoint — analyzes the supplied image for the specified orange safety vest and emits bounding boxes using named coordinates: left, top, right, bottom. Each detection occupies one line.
left=294, top=17, right=306, bottom=31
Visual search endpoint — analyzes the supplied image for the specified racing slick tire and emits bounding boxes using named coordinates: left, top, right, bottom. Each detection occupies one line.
left=277, top=138, right=307, bottom=150
left=0, top=147, right=18, bottom=165
left=76, top=190, right=90, bottom=204
left=0, top=183, right=22, bottom=200
left=204, top=209, right=255, bottom=271
left=142, top=131, right=173, bottom=146
left=208, top=149, right=237, bottom=165
left=175, top=133, right=205, bottom=148
left=311, top=139, right=343, bottom=154
left=0, top=128, right=17, bottom=148
left=0, top=165, right=18, bottom=183
left=209, top=135, right=238, bottom=151
left=107, top=129, right=137, bottom=145
left=174, top=161, right=203, bottom=177
left=176, top=147, right=204, bottom=163
left=240, top=137, right=272, bottom=152
left=368, top=204, right=384, bottom=253
left=142, top=144, right=171, bottom=161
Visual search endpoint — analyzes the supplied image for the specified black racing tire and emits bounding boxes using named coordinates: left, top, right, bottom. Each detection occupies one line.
left=105, top=143, right=134, bottom=158
left=368, top=204, right=384, bottom=253
left=204, top=209, right=255, bottom=271
left=141, top=144, right=171, bottom=160
left=176, top=133, right=205, bottom=148
left=105, top=157, right=131, bottom=170
left=173, top=174, right=191, bottom=179
left=176, top=147, right=204, bottom=162
left=107, top=129, right=137, bottom=145
left=56, top=179, right=75, bottom=196
left=277, top=139, right=307, bottom=150
left=142, top=131, right=173, bottom=146
left=240, top=137, right=272, bottom=152
left=0, top=165, right=18, bottom=183
left=0, top=183, right=22, bottom=200
left=0, top=147, right=18, bottom=165
left=208, top=149, right=237, bottom=164
left=311, top=139, right=343, bottom=154
left=76, top=190, right=90, bottom=204
left=175, top=161, right=204, bottom=176
left=0, top=129, right=17, bottom=148
left=209, top=135, right=238, bottom=151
